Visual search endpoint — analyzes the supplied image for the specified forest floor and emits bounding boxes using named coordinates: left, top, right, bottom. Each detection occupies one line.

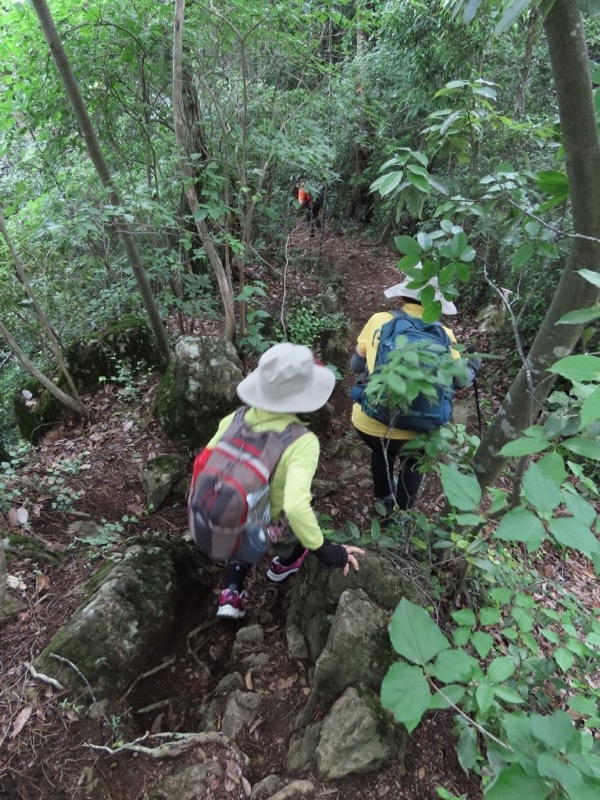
left=2, top=225, right=588, bottom=800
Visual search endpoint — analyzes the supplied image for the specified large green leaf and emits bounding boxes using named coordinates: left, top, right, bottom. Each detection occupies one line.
left=487, top=656, right=516, bottom=683
left=494, top=507, right=545, bottom=550
left=530, top=711, right=575, bottom=750
left=549, top=355, right=600, bottom=382
left=389, top=598, right=449, bottom=665
left=558, top=307, right=600, bottom=325
left=548, top=517, right=600, bottom=559
left=499, top=437, right=550, bottom=456
left=440, top=465, right=481, bottom=511
left=537, top=452, right=567, bottom=487
left=394, top=235, right=421, bottom=255
left=431, top=649, right=480, bottom=683
left=522, top=461, right=562, bottom=513
left=581, top=386, right=600, bottom=427
left=578, top=268, right=600, bottom=288
left=380, top=662, right=430, bottom=732
left=562, top=437, right=600, bottom=460
left=370, top=170, right=405, bottom=196
left=485, top=764, right=549, bottom=800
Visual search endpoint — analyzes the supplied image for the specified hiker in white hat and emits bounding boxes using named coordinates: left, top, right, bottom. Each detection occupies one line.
left=189, top=342, right=364, bottom=619
left=349, top=270, right=481, bottom=522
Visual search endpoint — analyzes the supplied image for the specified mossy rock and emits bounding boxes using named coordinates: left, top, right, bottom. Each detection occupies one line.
left=65, top=315, right=166, bottom=391
left=12, top=379, right=63, bottom=444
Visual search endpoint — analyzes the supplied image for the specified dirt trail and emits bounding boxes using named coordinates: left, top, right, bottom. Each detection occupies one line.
left=0, top=231, right=484, bottom=800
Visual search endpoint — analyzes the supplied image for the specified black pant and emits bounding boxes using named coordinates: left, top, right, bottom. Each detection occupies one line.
left=355, top=428, right=423, bottom=510
left=304, top=206, right=322, bottom=236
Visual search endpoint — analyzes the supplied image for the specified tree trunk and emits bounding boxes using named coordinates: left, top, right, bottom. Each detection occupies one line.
left=513, top=7, right=541, bottom=119
left=0, top=206, right=86, bottom=415
left=0, top=319, right=87, bottom=416
left=473, top=0, right=600, bottom=488
left=173, top=0, right=236, bottom=343
left=30, top=0, right=171, bottom=365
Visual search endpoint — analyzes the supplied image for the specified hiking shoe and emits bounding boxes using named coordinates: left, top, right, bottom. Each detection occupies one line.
left=266, top=549, right=308, bottom=582
left=216, top=588, right=247, bottom=619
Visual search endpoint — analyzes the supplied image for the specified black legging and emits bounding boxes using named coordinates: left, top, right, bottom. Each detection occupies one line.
left=355, top=428, right=423, bottom=510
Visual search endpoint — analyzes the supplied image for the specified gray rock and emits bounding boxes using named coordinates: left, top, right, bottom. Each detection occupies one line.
left=286, top=624, right=309, bottom=660
left=303, top=589, right=391, bottom=723
left=33, top=541, right=203, bottom=698
left=221, top=690, right=262, bottom=738
left=287, top=722, right=322, bottom=772
left=139, top=453, right=188, bottom=510
left=214, top=672, right=245, bottom=695
left=156, top=335, right=243, bottom=446
left=231, top=624, right=264, bottom=658
left=148, top=761, right=223, bottom=800
left=316, top=687, right=405, bottom=779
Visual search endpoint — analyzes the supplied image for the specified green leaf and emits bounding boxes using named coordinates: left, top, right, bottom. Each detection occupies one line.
left=558, top=307, right=600, bottom=325
left=440, top=465, right=481, bottom=511
left=499, top=437, right=550, bottom=456
left=512, top=607, right=534, bottom=633
left=494, top=685, right=525, bottom=704
left=476, top=683, right=497, bottom=715
left=394, top=235, right=421, bottom=255
left=536, top=752, right=582, bottom=788
left=370, top=170, right=405, bottom=196
left=457, top=724, right=479, bottom=771
left=512, top=243, right=534, bottom=270
left=471, top=631, right=494, bottom=659
left=531, top=710, right=575, bottom=750
left=535, top=170, right=569, bottom=195
left=485, top=765, right=549, bottom=800
left=479, top=606, right=501, bottom=626
left=537, top=452, right=567, bottom=487
left=567, top=696, right=599, bottom=717
left=487, top=656, right=516, bottom=683
left=549, top=355, right=600, bottom=382
left=451, top=609, right=477, bottom=627
left=522, top=461, right=562, bottom=513
left=389, top=598, right=450, bottom=665
left=562, top=437, right=600, bottom=460
left=495, top=507, right=545, bottom=550
left=380, top=662, right=430, bottom=733
left=549, top=517, right=600, bottom=560
left=453, top=626, right=472, bottom=647
left=431, top=649, right=480, bottom=683
left=581, top=387, right=600, bottom=427
left=554, top=646, right=575, bottom=672
left=578, top=268, right=600, bottom=288
left=562, top=490, right=596, bottom=528
left=429, top=684, right=466, bottom=709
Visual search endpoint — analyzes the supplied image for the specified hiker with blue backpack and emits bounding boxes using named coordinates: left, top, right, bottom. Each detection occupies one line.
left=350, top=272, right=481, bottom=520
left=189, top=342, right=364, bottom=619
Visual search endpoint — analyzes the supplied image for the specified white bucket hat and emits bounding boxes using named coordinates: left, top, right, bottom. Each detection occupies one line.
left=236, top=343, right=336, bottom=413
left=384, top=265, right=458, bottom=315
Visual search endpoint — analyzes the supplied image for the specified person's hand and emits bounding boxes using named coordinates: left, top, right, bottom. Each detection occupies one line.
left=467, top=356, right=482, bottom=373
left=341, top=545, right=365, bottom=576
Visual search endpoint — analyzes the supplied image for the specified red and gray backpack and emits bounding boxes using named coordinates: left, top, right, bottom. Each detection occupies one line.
left=188, top=407, right=307, bottom=560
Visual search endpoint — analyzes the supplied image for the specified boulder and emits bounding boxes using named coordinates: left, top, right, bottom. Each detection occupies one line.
left=156, top=336, right=243, bottom=446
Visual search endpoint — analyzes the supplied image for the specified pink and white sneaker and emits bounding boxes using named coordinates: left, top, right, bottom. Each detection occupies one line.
left=266, top=549, right=308, bottom=582
left=216, top=588, right=248, bottom=619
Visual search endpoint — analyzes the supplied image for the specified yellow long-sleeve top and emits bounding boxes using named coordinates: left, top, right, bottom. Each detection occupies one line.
left=206, top=407, right=324, bottom=551
left=351, top=302, right=459, bottom=440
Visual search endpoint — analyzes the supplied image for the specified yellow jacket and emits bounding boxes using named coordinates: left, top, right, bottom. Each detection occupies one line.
left=351, top=302, right=459, bottom=440
left=206, top=407, right=325, bottom=550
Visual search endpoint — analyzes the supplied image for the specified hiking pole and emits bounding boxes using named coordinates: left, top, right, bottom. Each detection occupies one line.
left=467, top=345, right=483, bottom=438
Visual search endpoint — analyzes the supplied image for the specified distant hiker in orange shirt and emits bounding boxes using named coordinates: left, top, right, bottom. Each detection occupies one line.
left=297, top=181, right=325, bottom=237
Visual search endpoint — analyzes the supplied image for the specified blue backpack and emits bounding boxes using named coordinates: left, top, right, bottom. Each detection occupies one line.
left=350, top=311, right=454, bottom=432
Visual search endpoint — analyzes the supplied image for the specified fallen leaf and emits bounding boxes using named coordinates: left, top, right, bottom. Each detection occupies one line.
left=225, top=759, right=241, bottom=784
left=16, top=507, right=29, bottom=526
left=241, top=776, right=252, bottom=797
left=244, top=671, right=254, bottom=691
left=11, top=706, right=33, bottom=738
left=34, top=574, right=51, bottom=596
left=8, top=508, right=21, bottom=532
left=64, top=709, right=79, bottom=723
left=418, top=767, right=425, bottom=780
